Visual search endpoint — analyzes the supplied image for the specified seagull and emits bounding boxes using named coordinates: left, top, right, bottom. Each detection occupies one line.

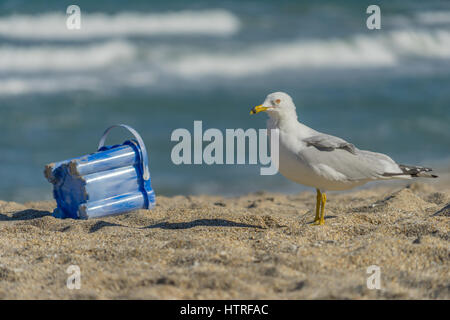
left=250, top=92, right=438, bottom=225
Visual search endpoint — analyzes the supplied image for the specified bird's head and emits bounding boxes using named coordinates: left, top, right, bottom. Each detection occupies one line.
left=250, top=92, right=297, bottom=120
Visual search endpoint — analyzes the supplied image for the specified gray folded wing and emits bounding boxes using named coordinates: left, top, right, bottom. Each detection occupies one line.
left=300, top=134, right=402, bottom=181
left=303, top=134, right=356, bottom=154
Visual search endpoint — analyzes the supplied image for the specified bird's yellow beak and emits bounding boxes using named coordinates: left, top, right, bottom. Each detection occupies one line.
left=250, top=105, right=269, bottom=115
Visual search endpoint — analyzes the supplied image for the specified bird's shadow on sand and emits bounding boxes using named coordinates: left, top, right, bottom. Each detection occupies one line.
left=0, top=209, right=52, bottom=221
left=144, top=218, right=264, bottom=230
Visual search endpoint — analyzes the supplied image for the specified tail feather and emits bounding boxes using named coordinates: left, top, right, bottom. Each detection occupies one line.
left=384, top=164, right=438, bottom=178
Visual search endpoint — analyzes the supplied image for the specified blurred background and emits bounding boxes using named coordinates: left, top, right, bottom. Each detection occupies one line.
left=0, top=0, right=449, bottom=202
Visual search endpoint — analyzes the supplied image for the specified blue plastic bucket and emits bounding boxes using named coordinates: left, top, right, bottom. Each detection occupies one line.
left=44, top=124, right=155, bottom=219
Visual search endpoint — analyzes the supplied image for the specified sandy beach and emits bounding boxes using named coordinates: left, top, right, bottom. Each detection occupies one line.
left=1, top=0, right=450, bottom=303
left=0, top=176, right=448, bottom=300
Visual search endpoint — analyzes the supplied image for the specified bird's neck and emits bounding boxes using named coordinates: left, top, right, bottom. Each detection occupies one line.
left=267, top=111, right=315, bottom=137
left=268, top=110, right=296, bottom=126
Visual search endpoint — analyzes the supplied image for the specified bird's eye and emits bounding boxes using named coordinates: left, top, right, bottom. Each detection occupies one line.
left=274, top=99, right=281, bottom=105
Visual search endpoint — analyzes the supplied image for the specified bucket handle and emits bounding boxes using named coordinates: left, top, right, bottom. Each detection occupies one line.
left=98, top=124, right=150, bottom=181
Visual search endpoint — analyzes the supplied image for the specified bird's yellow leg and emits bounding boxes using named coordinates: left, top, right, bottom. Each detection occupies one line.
left=313, top=189, right=322, bottom=225
left=319, top=193, right=327, bottom=225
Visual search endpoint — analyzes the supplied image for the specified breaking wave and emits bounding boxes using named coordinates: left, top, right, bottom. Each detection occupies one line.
left=0, top=41, right=135, bottom=71
left=1, top=28, right=450, bottom=95
left=0, top=9, right=240, bottom=40
left=165, top=29, right=450, bottom=77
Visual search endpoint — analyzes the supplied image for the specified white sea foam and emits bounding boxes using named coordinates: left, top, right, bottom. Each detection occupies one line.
left=388, top=29, right=450, bottom=58
left=1, top=28, right=450, bottom=95
left=0, top=10, right=239, bottom=40
left=164, top=29, right=450, bottom=78
left=0, top=41, right=136, bottom=71
left=0, top=71, right=159, bottom=95
left=0, top=77, right=101, bottom=95
left=2, top=29, right=449, bottom=74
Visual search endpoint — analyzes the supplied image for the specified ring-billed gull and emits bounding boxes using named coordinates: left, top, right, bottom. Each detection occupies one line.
left=250, top=92, right=438, bottom=225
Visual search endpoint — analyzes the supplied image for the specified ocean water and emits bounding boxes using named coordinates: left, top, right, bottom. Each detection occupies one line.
left=0, top=0, right=449, bottom=202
